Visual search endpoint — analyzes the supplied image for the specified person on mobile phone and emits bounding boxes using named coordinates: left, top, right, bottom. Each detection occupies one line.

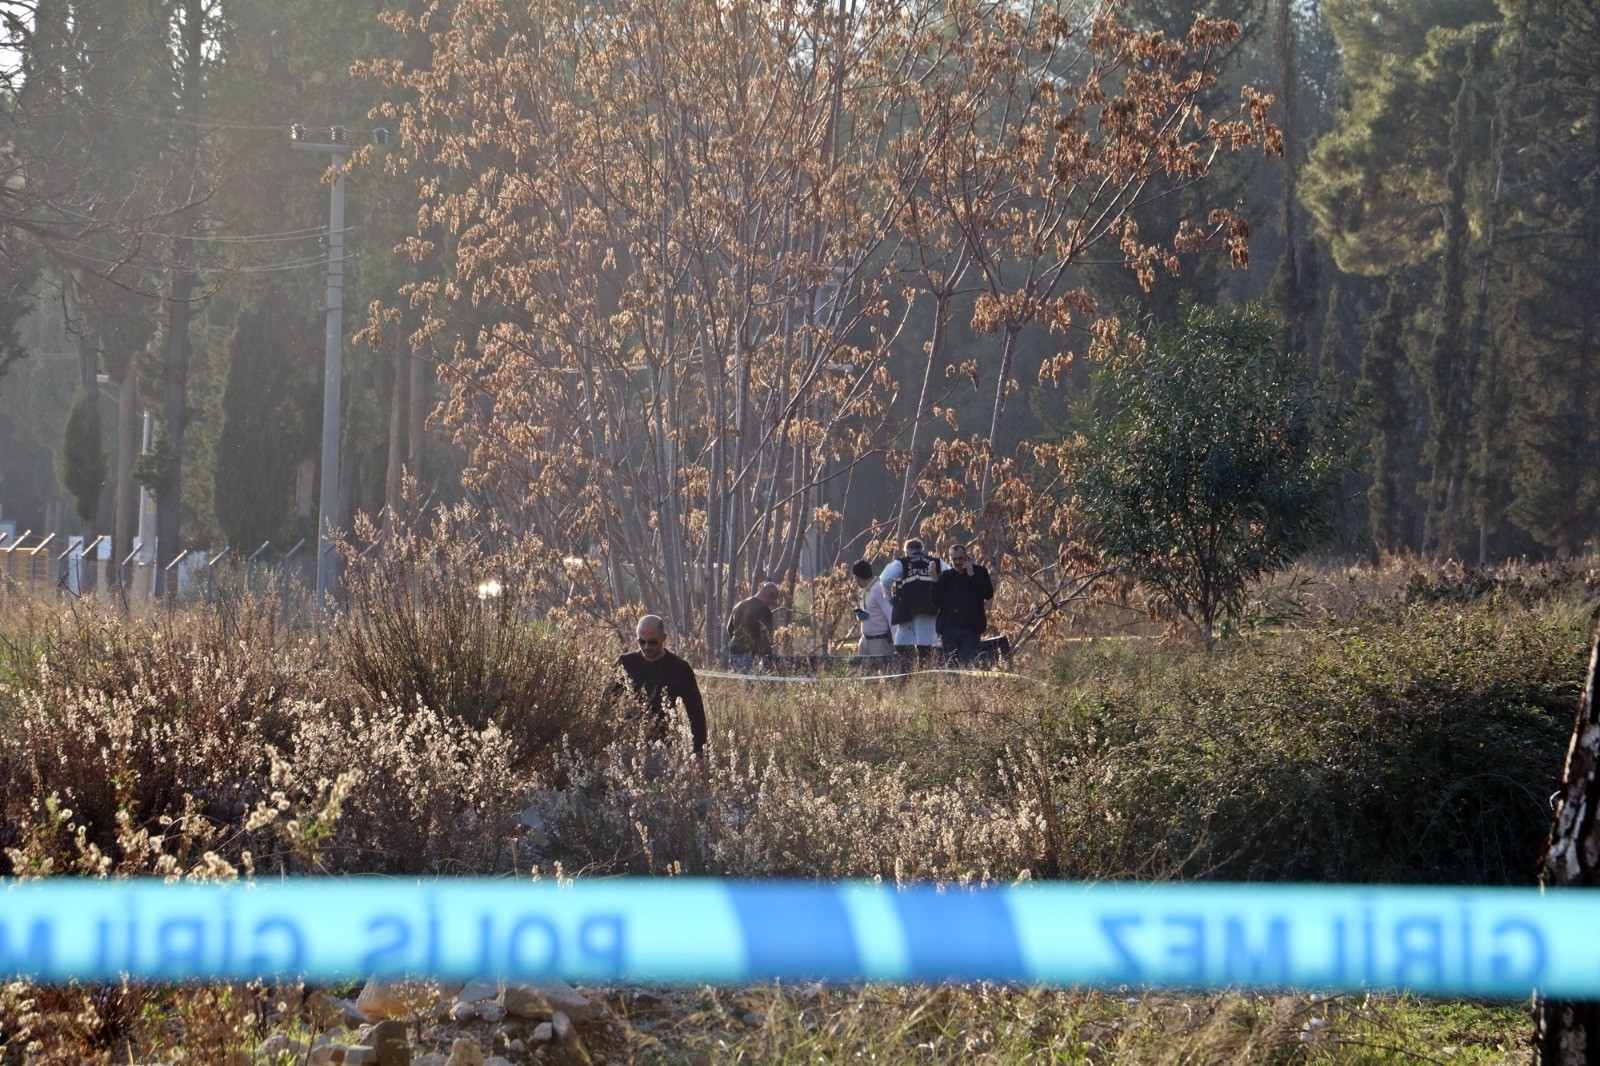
left=934, top=542, right=993, bottom=665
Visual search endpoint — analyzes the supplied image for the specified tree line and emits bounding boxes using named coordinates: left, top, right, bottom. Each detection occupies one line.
left=4, top=0, right=1600, bottom=637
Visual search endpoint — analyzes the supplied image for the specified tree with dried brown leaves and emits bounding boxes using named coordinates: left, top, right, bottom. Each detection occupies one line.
left=367, top=0, right=1276, bottom=652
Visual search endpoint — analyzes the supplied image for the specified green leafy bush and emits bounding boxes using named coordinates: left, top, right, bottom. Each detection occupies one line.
left=1042, top=604, right=1586, bottom=883
left=1074, top=305, right=1350, bottom=643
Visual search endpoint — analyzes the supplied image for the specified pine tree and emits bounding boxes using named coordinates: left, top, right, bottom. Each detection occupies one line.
left=1418, top=30, right=1494, bottom=558
left=1499, top=0, right=1600, bottom=553
left=1360, top=283, right=1412, bottom=554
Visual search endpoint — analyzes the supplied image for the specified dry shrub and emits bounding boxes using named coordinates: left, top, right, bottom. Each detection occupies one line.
left=671, top=984, right=1529, bottom=1064
left=533, top=601, right=1583, bottom=886
left=0, top=600, right=305, bottom=876
left=535, top=705, right=1127, bottom=882
left=0, top=979, right=161, bottom=1066
left=335, top=502, right=611, bottom=769
left=285, top=700, right=533, bottom=874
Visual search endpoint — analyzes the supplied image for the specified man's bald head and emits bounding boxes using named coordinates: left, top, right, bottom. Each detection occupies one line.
left=757, top=581, right=782, bottom=606
left=635, top=614, right=668, bottom=659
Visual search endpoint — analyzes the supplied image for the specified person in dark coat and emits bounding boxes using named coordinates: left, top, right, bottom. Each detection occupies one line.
left=934, top=542, right=994, bottom=665
left=726, top=581, right=782, bottom=672
left=610, top=614, right=707, bottom=754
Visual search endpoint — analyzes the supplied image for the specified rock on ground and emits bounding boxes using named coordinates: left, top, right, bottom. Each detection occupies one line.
left=443, top=1036, right=485, bottom=1066
left=455, top=978, right=501, bottom=1006
left=369, top=1019, right=410, bottom=1066
left=501, top=980, right=595, bottom=1022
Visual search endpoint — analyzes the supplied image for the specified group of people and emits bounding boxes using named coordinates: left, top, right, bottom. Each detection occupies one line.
left=608, top=540, right=996, bottom=758
left=853, top=539, right=994, bottom=666
left=720, top=538, right=996, bottom=670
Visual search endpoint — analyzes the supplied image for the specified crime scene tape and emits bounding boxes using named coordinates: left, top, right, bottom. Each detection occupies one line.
left=1, top=879, right=1595, bottom=997
left=697, top=668, right=1043, bottom=684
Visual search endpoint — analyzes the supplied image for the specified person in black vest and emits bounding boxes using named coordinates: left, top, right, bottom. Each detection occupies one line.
left=609, top=614, right=706, bottom=755
left=880, top=538, right=942, bottom=667
left=934, top=542, right=993, bottom=665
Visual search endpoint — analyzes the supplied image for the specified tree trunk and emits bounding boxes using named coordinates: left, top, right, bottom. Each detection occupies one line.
left=979, top=324, right=1021, bottom=512
left=113, top=365, right=139, bottom=580
left=154, top=0, right=204, bottom=600
left=897, top=287, right=953, bottom=542
left=1536, top=622, right=1600, bottom=1061
left=384, top=332, right=406, bottom=530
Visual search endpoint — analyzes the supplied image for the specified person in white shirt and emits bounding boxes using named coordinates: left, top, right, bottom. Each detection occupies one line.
left=851, top=559, right=894, bottom=658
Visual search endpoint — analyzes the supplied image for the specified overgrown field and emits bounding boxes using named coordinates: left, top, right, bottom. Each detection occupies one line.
left=0, top=558, right=1592, bottom=1062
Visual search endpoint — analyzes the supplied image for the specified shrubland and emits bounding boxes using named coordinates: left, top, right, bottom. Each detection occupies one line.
left=0, top=555, right=1591, bottom=1061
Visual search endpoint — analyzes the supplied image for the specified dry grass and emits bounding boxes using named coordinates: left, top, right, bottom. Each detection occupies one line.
left=603, top=983, right=1531, bottom=1064
left=0, top=552, right=1588, bottom=1063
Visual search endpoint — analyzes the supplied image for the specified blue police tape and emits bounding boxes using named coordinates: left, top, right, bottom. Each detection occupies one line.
left=0, top=879, right=1594, bottom=997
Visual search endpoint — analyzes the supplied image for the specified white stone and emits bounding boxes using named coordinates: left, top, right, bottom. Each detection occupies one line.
left=477, top=1002, right=505, bottom=1024
left=550, top=1011, right=572, bottom=1041
left=443, top=1037, right=484, bottom=1066
left=455, top=979, right=501, bottom=1006
left=531, top=1023, right=554, bottom=1044
left=316, top=995, right=368, bottom=1028
left=259, top=1034, right=310, bottom=1058
left=500, top=980, right=594, bottom=1021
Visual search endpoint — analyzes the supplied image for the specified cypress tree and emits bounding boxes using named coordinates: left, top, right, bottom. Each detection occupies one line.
left=58, top=394, right=106, bottom=525
left=213, top=294, right=300, bottom=549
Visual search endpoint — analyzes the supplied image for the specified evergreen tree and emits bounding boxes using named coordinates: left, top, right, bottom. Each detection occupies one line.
left=57, top=393, right=105, bottom=524
left=1360, top=283, right=1412, bottom=554
left=213, top=292, right=304, bottom=549
left=1075, top=304, right=1350, bottom=645
left=1499, top=0, right=1600, bottom=553
left=1417, top=29, right=1494, bottom=557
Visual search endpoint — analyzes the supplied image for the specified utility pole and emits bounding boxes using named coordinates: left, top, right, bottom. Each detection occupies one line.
left=291, top=123, right=385, bottom=607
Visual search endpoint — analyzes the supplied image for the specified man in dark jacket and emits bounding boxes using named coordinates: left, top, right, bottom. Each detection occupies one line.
left=610, top=614, right=707, bottom=754
left=726, top=581, right=782, bottom=672
left=934, top=542, right=994, bottom=665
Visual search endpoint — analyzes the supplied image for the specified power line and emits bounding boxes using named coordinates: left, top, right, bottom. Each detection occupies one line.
left=189, top=227, right=341, bottom=244
left=95, top=105, right=390, bottom=136
left=217, top=253, right=356, bottom=275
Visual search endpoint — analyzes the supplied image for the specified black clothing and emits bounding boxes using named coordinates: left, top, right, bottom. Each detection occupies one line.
left=890, top=552, right=940, bottom=623
left=934, top=563, right=994, bottom=635
left=610, top=649, right=707, bottom=754
left=726, top=596, right=775, bottom=657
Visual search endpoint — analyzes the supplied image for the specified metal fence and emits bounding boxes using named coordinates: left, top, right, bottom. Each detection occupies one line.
left=0, top=533, right=324, bottom=624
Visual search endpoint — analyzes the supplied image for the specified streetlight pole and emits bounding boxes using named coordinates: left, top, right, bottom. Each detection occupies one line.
left=292, top=123, right=383, bottom=607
